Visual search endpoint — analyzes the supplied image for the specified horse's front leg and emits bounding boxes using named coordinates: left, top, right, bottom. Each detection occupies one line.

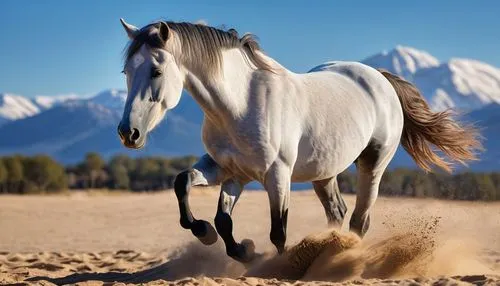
left=264, top=162, right=291, bottom=254
left=214, top=178, right=255, bottom=262
left=174, top=154, right=223, bottom=245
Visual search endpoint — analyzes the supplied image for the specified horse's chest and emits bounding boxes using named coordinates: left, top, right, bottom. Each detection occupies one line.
left=205, top=143, right=265, bottom=181
left=202, top=126, right=272, bottom=180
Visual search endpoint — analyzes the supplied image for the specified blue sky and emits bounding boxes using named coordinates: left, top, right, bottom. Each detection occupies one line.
left=1, top=1, right=499, bottom=97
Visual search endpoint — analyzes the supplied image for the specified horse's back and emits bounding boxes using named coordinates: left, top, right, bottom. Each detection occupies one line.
left=309, top=61, right=399, bottom=107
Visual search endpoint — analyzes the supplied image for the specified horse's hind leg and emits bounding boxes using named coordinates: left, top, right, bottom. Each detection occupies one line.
left=312, top=176, right=347, bottom=228
left=350, top=141, right=398, bottom=237
left=174, top=154, right=224, bottom=245
left=264, top=162, right=292, bottom=255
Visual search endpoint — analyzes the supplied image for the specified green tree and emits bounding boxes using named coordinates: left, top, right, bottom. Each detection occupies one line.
left=475, top=173, right=496, bottom=200
left=169, top=156, right=197, bottom=171
left=22, top=155, right=66, bottom=193
left=108, top=157, right=130, bottom=189
left=134, top=158, right=160, bottom=180
left=109, top=154, right=135, bottom=171
left=155, top=158, right=179, bottom=189
left=0, top=159, right=7, bottom=193
left=110, top=165, right=129, bottom=189
left=84, top=152, right=105, bottom=188
left=3, top=156, right=24, bottom=193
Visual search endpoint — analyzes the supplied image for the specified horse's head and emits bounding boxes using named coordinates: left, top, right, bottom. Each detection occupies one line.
left=118, top=19, right=184, bottom=149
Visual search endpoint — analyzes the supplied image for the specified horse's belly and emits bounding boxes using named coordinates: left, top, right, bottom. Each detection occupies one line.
left=291, top=161, right=334, bottom=182
left=291, top=157, right=352, bottom=182
left=291, top=134, right=368, bottom=182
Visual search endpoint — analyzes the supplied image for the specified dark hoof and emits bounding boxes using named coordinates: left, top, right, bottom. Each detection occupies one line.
left=191, top=220, right=218, bottom=245
left=229, top=239, right=256, bottom=263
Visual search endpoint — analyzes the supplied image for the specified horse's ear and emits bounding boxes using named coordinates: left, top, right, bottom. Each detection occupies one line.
left=158, top=21, right=170, bottom=42
left=120, top=18, right=139, bottom=39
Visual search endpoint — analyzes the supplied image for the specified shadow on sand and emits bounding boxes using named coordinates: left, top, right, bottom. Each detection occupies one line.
left=27, top=242, right=246, bottom=285
left=28, top=260, right=186, bottom=284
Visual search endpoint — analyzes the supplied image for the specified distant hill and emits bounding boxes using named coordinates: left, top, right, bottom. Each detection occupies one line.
left=0, top=89, right=204, bottom=163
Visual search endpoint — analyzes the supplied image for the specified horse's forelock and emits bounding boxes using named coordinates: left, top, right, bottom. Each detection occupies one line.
left=125, top=24, right=165, bottom=63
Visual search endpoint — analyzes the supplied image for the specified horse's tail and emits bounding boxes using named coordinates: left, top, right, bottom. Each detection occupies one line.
left=377, top=69, right=482, bottom=173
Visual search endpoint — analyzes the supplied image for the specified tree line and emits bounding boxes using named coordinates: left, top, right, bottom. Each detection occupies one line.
left=0, top=153, right=197, bottom=194
left=337, top=168, right=500, bottom=201
left=0, top=153, right=499, bottom=200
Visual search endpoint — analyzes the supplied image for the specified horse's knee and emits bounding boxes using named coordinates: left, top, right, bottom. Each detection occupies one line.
left=350, top=212, right=370, bottom=237
left=174, top=155, right=222, bottom=198
left=192, top=154, right=223, bottom=186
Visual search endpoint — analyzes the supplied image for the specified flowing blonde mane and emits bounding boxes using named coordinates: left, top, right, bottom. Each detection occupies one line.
left=125, top=21, right=275, bottom=74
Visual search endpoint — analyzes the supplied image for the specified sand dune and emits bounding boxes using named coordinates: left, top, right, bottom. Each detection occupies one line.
left=0, top=190, right=499, bottom=285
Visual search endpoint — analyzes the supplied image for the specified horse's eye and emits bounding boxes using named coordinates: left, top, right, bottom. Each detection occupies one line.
left=151, top=69, right=162, bottom=79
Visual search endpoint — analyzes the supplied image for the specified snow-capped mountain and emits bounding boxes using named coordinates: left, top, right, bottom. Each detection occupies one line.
left=0, top=101, right=120, bottom=156
left=32, top=94, right=79, bottom=109
left=0, top=93, right=40, bottom=124
left=362, top=46, right=500, bottom=112
left=362, top=45, right=440, bottom=80
left=88, top=89, right=127, bottom=110
left=0, top=90, right=125, bottom=126
left=0, top=93, right=76, bottom=126
left=414, top=59, right=500, bottom=111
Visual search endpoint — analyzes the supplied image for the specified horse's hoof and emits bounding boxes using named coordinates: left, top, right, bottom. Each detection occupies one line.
left=241, top=239, right=256, bottom=259
left=191, top=220, right=218, bottom=245
left=231, top=239, right=255, bottom=263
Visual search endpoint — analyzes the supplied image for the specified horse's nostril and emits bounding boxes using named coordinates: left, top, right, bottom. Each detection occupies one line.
left=131, top=128, right=140, bottom=141
left=118, top=124, right=140, bottom=146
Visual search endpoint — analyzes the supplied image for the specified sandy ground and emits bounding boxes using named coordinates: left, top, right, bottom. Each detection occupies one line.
left=0, top=189, right=499, bottom=285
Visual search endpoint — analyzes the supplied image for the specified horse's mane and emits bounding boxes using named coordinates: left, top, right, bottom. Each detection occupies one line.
left=125, top=21, right=275, bottom=74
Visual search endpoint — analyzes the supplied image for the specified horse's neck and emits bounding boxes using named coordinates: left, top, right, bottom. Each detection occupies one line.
left=184, top=49, right=271, bottom=122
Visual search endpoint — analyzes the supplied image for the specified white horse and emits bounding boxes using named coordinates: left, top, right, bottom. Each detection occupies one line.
left=117, top=19, right=481, bottom=262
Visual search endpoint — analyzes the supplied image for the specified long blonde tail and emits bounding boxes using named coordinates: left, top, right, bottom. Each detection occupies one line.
left=378, top=69, right=482, bottom=172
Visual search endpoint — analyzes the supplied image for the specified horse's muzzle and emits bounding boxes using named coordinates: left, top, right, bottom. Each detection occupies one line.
left=117, top=123, right=145, bottom=149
